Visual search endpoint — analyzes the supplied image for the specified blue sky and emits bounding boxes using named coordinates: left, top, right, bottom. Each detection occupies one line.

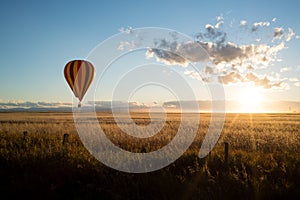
left=1, top=0, right=300, bottom=109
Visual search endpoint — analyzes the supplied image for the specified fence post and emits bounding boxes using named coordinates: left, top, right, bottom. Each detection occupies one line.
left=224, top=142, right=229, bottom=164
left=23, top=131, right=28, bottom=141
left=208, top=144, right=211, bottom=158
left=63, top=133, right=69, bottom=145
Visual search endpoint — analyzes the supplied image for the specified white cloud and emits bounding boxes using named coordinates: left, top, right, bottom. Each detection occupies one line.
left=148, top=28, right=287, bottom=89
left=289, top=78, right=299, bottom=82
left=286, top=28, right=295, bottom=42
left=280, top=67, right=292, bottom=72
left=215, top=21, right=224, bottom=28
left=294, top=82, right=300, bottom=87
left=118, top=16, right=295, bottom=91
left=252, top=21, right=270, bottom=32
left=0, top=101, right=73, bottom=110
left=184, top=70, right=202, bottom=80
left=216, top=15, right=224, bottom=21
left=118, top=41, right=136, bottom=51
left=272, top=18, right=277, bottom=22
left=267, top=42, right=285, bottom=54
left=119, top=26, right=133, bottom=34
left=205, top=24, right=214, bottom=29
left=240, top=20, right=247, bottom=26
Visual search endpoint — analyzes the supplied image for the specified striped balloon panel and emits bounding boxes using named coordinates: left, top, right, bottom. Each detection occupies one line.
left=64, top=60, right=95, bottom=101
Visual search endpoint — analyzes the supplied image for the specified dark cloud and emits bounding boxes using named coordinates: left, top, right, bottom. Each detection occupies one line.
left=146, top=40, right=209, bottom=66
left=273, top=27, right=284, bottom=39
left=216, top=72, right=284, bottom=89
left=147, top=38, right=287, bottom=89
left=147, top=48, right=187, bottom=66
left=246, top=64, right=254, bottom=70
left=204, top=66, right=214, bottom=74
left=218, top=71, right=243, bottom=84
left=119, top=18, right=296, bottom=90
left=0, top=101, right=150, bottom=112
left=0, top=101, right=73, bottom=111
left=244, top=72, right=284, bottom=89
left=195, top=24, right=227, bottom=46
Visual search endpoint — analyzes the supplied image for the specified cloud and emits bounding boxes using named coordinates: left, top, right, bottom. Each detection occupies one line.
left=177, top=41, right=209, bottom=62
left=208, top=42, right=272, bottom=65
left=273, top=27, right=284, bottom=40
left=215, top=21, right=224, bottom=29
left=195, top=24, right=227, bottom=45
left=146, top=40, right=209, bottom=67
left=118, top=41, right=136, bottom=51
left=148, top=39, right=284, bottom=70
left=146, top=48, right=188, bottom=66
left=146, top=27, right=287, bottom=89
left=149, top=18, right=287, bottom=71
left=0, top=101, right=73, bottom=111
left=217, top=71, right=285, bottom=89
left=204, top=65, right=215, bottom=74
left=163, top=100, right=300, bottom=113
left=286, top=28, right=295, bottom=42
left=184, top=70, right=203, bottom=81
left=273, top=27, right=295, bottom=42
left=216, top=15, right=224, bottom=21
left=289, top=77, right=299, bottom=82
left=218, top=71, right=243, bottom=84
left=0, top=100, right=153, bottom=111
left=252, top=21, right=270, bottom=32
left=240, top=20, right=247, bottom=26
left=118, top=17, right=297, bottom=91
left=212, top=41, right=283, bottom=67
left=244, top=72, right=284, bottom=89
left=280, top=67, right=292, bottom=72
left=295, top=82, right=300, bottom=87
left=246, top=64, right=254, bottom=70
left=2, top=100, right=300, bottom=112
left=91, top=101, right=149, bottom=109
left=119, top=26, right=133, bottom=34
left=272, top=18, right=277, bottom=22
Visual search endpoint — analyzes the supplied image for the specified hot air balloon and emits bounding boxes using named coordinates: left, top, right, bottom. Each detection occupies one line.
left=64, top=60, right=95, bottom=107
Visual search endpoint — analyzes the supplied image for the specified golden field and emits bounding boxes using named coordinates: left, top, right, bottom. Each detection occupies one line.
left=0, top=112, right=299, bottom=199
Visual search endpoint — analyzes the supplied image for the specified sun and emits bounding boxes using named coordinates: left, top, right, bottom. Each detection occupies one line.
left=237, top=87, right=262, bottom=113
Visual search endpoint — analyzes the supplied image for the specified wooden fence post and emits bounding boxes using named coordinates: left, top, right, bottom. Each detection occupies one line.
left=208, top=144, right=211, bottom=158
left=63, top=133, right=69, bottom=145
left=224, top=142, right=229, bottom=164
left=23, top=131, right=28, bottom=141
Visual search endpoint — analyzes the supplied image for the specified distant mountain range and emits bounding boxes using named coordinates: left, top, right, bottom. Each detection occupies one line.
left=0, top=100, right=300, bottom=113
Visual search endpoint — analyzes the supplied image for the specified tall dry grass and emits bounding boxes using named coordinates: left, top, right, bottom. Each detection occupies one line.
left=0, top=112, right=299, bottom=199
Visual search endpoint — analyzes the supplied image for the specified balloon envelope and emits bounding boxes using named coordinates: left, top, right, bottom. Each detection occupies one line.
left=64, top=60, right=95, bottom=102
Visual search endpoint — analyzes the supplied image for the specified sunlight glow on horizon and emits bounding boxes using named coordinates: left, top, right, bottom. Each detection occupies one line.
left=237, top=86, right=263, bottom=113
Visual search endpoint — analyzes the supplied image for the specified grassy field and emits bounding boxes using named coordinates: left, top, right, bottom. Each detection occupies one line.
left=0, top=112, right=299, bottom=199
